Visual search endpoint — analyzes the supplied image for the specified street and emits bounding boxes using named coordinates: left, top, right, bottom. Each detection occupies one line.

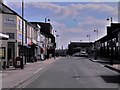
left=20, top=57, right=120, bottom=88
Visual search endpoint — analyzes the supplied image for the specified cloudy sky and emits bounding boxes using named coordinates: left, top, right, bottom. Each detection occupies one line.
left=3, top=0, right=119, bottom=49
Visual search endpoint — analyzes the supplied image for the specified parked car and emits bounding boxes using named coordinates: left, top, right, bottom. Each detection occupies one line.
left=79, top=51, right=88, bottom=57
left=72, top=52, right=80, bottom=57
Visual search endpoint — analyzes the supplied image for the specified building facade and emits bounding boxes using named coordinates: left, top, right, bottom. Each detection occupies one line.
left=68, top=42, right=93, bottom=55
left=31, top=22, right=56, bottom=60
left=0, top=3, right=39, bottom=68
left=94, top=23, right=120, bottom=62
left=0, top=3, right=55, bottom=68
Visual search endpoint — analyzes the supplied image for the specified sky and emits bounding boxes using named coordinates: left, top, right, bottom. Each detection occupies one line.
left=3, top=0, right=119, bottom=49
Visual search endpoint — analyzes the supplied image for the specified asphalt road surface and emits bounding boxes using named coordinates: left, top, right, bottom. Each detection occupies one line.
left=23, top=57, right=120, bottom=88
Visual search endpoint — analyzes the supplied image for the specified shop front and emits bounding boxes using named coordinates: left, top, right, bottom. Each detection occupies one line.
left=0, top=33, right=9, bottom=69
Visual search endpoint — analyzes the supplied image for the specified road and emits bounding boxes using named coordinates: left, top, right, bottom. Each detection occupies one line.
left=22, top=57, right=120, bottom=88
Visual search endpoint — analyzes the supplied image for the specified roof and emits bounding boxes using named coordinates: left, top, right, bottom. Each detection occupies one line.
left=30, top=22, right=53, bottom=37
left=0, top=3, right=33, bottom=25
left=69, top=42, right=93, bottom=47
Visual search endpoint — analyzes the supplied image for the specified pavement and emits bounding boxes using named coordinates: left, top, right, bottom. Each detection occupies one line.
left=1, top=57, right=60, bottom=89
left=89, top=57, right=120, bottom=73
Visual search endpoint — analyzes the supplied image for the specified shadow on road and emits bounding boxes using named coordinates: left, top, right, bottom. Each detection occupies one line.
left=101, top=75, right=120, bottom=84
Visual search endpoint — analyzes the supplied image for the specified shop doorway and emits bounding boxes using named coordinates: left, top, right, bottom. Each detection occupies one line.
left=7, top=42, right=15, bottom=67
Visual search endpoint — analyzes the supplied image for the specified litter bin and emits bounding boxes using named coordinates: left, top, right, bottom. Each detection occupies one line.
left=14, top=57, right=24, bottom=69
left=2, top=61, right=6, bottom=69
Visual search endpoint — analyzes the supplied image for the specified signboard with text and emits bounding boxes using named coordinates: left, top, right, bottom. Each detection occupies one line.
left=4, top=17, right=16, bottom=26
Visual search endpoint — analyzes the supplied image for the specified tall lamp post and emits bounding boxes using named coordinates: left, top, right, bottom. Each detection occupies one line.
left=53, top=30, right=57, bottom=36
left=107, top=17, right=113, bottom=23
left=94, top=29, right=98, bottom=40
left=44, top=17, right=50, bottom=59
left=87, top=35, right=90, bottom=42
left=21, top=0, right=24, bottom=69
left=56, top=35, right=59, bottom=50
left=107, top=17, right=113, bottom=65
left=45, top=17, right=50, bottom=23
left=37, top=24, right=41, bottom=60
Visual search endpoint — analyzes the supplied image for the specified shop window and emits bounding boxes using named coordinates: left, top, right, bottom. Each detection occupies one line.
left=6, top=33, right=14, bottom=39
left=0, top=47, right=5, bottom=59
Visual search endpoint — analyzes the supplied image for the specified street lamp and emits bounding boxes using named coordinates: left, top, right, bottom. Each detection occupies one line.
left=87, top=35, right=90, bottom=42
left=53, top=30, right=57, bottom=36
left=44, top=17, right=50, bottom=59
left=37, top=24, right=41, bottom=60
left=20, top=0, right=24, bottom=69
left=107, top=17, right=113, bottom=65
left=56, top=35, right=59, bottom=50
left=106, top=17, right=113, bottom=23
left=45, top=17, right=50, bottom=23
left=94, top=29, right=98, bottom=40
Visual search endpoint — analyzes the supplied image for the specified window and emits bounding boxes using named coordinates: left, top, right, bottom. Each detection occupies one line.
left=0, top=47, right=5, bottom=59
left=6, top=33, right=14, bottom=39
left=18, top=20, right=20, bottom=29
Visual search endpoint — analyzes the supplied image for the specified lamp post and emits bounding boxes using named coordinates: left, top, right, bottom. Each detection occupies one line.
left=87, top=35, right=90, bottom=42
left=45, top=17, right=50, bottom=23
left=37, top=24, right=41, bottom=60
left=94, top=29, right=98, bottom=40
left=107, top=17, right=113, bottom=23
left=53, top=30, right=57, bottom=37
left=44, top=17, right=50, bottom=59
left=107, top=17, right=113, bottom=65
left=21, top=0, right=24, bottom=69
left=56, top=35, right=59, bottom=50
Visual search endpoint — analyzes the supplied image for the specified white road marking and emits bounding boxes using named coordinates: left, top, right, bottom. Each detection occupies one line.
left=34, top=67, right=44, bottom=74
left=19, top=67, right=44, bottom=88
left=73, top=67, right=80, bottom=80
left=78, top=80, right=86, bottom=84
left=72, top=59, right=86, bottom=84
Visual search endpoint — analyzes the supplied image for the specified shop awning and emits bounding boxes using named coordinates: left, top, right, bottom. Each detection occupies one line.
left=0, top=33, right=9, bottom=39
left=0, top=33, right=9, bottom=38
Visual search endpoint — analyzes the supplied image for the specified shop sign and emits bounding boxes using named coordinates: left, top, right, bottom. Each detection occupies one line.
left=0, top=47, right=5, bottom=59
left=4, top=17, right=16, bottom=26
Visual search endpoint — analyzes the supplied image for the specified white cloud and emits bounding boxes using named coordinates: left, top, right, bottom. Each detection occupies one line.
left=77, top=16, right=111, bottom=40
left=3, top=0, right=120, bottom=2
left=52, top=21, right=84, bottom=34
left=78, top=16, right=107, bottom=27
left=4, top=2, right=117, bottom=17
left=52, top=21, right=66, bottom=29
left=25, top=2, right=117, bottom=16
